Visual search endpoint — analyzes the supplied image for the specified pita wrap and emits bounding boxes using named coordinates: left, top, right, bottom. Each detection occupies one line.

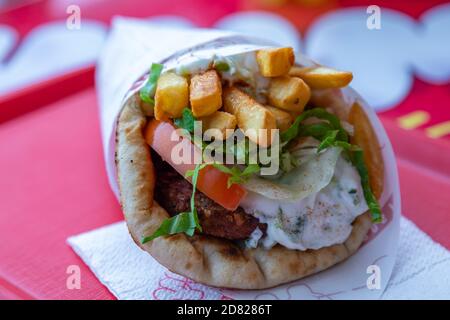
left=115, top=59, right=384, bottom=289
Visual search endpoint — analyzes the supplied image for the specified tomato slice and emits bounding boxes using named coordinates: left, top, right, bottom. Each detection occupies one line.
left=144, top=119, right=247, bottom=211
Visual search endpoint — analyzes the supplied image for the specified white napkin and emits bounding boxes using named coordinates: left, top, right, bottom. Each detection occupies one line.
left=67, top=217, right=449, bottom=300
left=382, top=218, right=450, bottom=299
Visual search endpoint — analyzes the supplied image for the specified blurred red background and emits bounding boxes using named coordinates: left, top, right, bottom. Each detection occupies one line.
left=0, top=0, right=449, bottom=299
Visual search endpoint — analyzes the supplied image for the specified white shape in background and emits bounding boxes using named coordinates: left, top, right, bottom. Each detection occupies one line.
left=146, top=15, right=195, bottom=29
left=0, top=24, right=17, bottom=62
left=305, top=7, right=417, bottom=111
left=412, top=3, right=450, bottom=84
left=0, top=20, right=107, bottom=94
left=214, top=11, right=301, bottom=52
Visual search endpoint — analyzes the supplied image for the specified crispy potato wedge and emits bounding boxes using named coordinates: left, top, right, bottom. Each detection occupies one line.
left=200, top=111, right=237, bottom=140
left=154, top=72, right=189, bottom=120
left=264, top=105, right=293, bottom=132
left=349, top=102, right=384, bottom=199
left=256, top=47, right=294, bottom=77
left=223, top=87, right=277, bottom=147
left=289, top=66, right=353, bottom=89
left=190, top=70, right=222, bottom=117
left=268, top=76, right=311, bottom=113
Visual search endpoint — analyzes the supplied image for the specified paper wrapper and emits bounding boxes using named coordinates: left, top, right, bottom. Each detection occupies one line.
left=95, top=17, right=401, bottom=299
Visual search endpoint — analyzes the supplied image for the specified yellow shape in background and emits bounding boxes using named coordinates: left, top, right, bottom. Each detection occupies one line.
left=397, top=111, right=430, bottom=130
left=426, top=121, right=450, bottom=139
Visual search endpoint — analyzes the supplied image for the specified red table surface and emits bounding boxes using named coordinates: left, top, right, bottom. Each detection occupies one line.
left=0, top=88, right=119, bottom=300
left=1, top=0, right=450, bottom=300
left=0, top=68, right=449, bottom=300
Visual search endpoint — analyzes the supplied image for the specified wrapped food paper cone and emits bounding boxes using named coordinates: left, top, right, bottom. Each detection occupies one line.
left=88, top=17, right=401, bottom=299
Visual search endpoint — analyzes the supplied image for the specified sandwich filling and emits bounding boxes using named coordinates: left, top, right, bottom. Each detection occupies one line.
left=138, top=47, right=381, bottom=250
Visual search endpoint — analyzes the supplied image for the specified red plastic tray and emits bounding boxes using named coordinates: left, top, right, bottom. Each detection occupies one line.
left=1, top=64, right=450, bottom=299
left=0, top=66, right=117, bottom=300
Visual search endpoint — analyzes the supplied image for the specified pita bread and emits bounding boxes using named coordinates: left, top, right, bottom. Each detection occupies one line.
left=116, top=90, right=382, bottom=289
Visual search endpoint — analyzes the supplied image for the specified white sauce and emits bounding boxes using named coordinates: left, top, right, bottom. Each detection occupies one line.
left=245, top=227, right=264, bottom=249
left=172, top=52, right=270, bottom=101
left=241, top=155, right=368, bottom=250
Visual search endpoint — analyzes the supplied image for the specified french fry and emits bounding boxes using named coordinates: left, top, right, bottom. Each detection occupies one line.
left=190, top=70, right=222, bottom=117
left=200, top=111, right=237, bottom=140
left=154, top=72, right=189, bottom=120
left=289, top=66, right=353, bottom=89
left=348, top=102, right=384, bottom=199
left=268, top=76, right=311, bottom=113
left=264, top=105, right=293, bottom=132
left=223, top=87, right=276, bottom=147
left=256, top=47, right=294, bottom=77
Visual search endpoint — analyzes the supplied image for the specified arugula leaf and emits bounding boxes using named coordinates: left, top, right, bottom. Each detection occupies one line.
left=213, top=61, right=230, bottom=72
left=139, top=63, right=164, bottom=105
left=233, top=164, right=260, bottom=186
left=281, top=108, right=348, bottom=144
left=317, top=130, right=339, bottom=153
left=212, top=163, right=260, bottom=188
left=297, top=123, right=334, bottom=141
left=242, top=163, right=261, bottom=176
left=141, top=163, right=205, bottom=243
left=141, top=211, right=199, bottom=243
left=184, top=163, right=207, bottom=213
left=350, top=149, right=382, bottom=223
left=174, top=108, right=196, bottom=133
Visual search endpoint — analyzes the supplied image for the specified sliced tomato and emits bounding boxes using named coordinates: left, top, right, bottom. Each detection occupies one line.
left=144, top=119, right=247, bottom=211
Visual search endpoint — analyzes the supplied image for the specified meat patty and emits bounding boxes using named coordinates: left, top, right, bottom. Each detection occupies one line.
left=152, top=153, right=266, bottom=240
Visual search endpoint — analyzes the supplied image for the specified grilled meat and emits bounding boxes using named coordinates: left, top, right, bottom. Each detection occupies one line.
left=152, top=153, right=266, bottom=240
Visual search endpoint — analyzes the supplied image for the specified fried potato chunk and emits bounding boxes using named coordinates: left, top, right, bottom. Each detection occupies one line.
left=256, top=47, right=294, bottom=77
left=200, top=111, right=237, bottom=140
left=289, top=66, right=353, bottom=89
left=264, top=105, right=293, bottom=132
left=154, top=72, right=189, bottom=120
left=190, top=70, right=222, bottom=117
left=268, top=76, right=311, bottom=113
left=223, top=87, right=276, bottom=147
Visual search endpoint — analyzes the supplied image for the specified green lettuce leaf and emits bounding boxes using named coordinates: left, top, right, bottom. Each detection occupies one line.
left=139, top=63, right=164, bottom=105
left=317, top=130, right=339, bottom=152
left=141, top=211, right=199, bottom=243
left=141, top=163, right=205, bottom=243
left=212, top=163, right=260, bottom=188
left=174, top=108, right=196, bottom=134
left=213, top=60, right=230, bottom=72
left=350, top=149, right=382, bottom=223
left=281, top=108, right=348, bottom=144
